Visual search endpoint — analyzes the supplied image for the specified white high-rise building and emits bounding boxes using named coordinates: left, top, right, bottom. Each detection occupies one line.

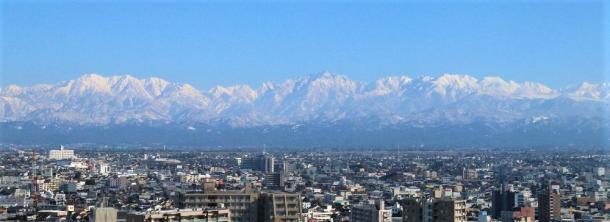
left=595, top=167, right=605, bottom=177
left=49, top=145, right=75, bottom=160
left=98, top=163, right=110, bottom=176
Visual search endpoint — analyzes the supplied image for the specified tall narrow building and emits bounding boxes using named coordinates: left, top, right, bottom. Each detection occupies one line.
left=265, top=156, right=275, bottom=173
left=538, top=184, right=561, bottom=222
left=262, top=192, right=302, bottom=222
left=491, top=188, right=516, bottom=219
left=401, top=198, right=423, bottom=222
left=432, top=198, right=466, bottom=222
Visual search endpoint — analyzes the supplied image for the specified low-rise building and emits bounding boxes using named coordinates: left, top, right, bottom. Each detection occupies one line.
left=126, top=208, right=231, bottom=222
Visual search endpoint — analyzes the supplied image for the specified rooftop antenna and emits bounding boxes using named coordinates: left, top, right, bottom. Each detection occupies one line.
left=397, top=143, right=400, bottom=154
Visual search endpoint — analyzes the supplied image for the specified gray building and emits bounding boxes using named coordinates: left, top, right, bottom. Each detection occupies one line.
left=241, top=155, right=275, bottom=173
left=180, top=183, right=301, bottom=222
left=351, top=199, right=392, bottom=222
left=90, top=207, right=118, bottom=222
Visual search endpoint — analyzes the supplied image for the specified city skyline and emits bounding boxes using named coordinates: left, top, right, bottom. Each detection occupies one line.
left=0, top=1, right=608, bottom=221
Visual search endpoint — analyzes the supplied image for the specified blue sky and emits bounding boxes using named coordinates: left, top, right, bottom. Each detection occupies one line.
left=1, top=0, right=607, bottom=89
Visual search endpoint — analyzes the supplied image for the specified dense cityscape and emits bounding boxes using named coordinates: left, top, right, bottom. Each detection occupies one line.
left=0, top=146, right=607, bottom=221
left=2, top=2, right=608, bottom=222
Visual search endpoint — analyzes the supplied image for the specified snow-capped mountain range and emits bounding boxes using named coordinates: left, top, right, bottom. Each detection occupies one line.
left=1, top=72, right=608, bottom=126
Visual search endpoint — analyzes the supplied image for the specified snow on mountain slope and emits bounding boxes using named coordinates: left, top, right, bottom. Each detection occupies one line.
left=0, top=72, right=607, bottom=126
left=564, top=82, right=610, bottom=101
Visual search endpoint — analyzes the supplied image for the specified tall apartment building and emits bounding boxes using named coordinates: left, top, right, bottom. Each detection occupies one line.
left=242, top=155, right=275, bottom=173
left=400, top=198, right=423, bottom=222
left=432, top=199, right=466, bottom=222
left=263, top=172, right=284, bottom=190
left=462, top=168, right=478, bottom=180
left=538, top=185, right=561, bottom=222
left=514, top=190, right=531, bottom=208
left=402, top=198, right=466, bottom=222
left=595, top=167, right=605, bottom=177
left=351, top=199, right=392, bottom=222
left=181, top=191, right=261, bottom=222
left=492, top=188, right=516, bottom=219
left=265, top=156, right=275, bottom=173
left=180, top=182, right=301, bottom=222
left=48, top=145, right=75, bottom=160
left=98, top=163, right=111, bottom=176
left=262, top=192, right=302, bottom=222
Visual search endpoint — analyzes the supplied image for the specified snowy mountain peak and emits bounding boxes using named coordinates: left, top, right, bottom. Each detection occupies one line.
left=69, top=73, right=113, bottom=94
left=515, top=82, right=556, bottom=98
left=565, top=82, right=609, bottom=100
left=423, top=74, right=480, bottom=98
left=144, top=77, right=170, bottom=97
left=313, top=71, right=334, bottom=78
left=364, top=76, right=413, bottom=96
left=77, top=73, right=106, bottom=82
left=210, top=85, right=257, bottom=101
left=479, top=76, right=520, bottom=96
left=1, top=85, right=24, bottom=96
left=0, top=72, right=607, bottom=126
left=434, top=74, right=479, bottom=85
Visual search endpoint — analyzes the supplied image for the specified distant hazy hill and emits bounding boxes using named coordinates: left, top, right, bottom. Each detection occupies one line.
left=1, top=72, right=608, bottom=148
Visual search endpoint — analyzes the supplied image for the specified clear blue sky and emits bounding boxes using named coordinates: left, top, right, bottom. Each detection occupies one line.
left=1, top=0, right=607, bottom=89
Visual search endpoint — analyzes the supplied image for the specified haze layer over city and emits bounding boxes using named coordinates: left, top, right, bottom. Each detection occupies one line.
left=0, top=1, right=608, bottom=222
